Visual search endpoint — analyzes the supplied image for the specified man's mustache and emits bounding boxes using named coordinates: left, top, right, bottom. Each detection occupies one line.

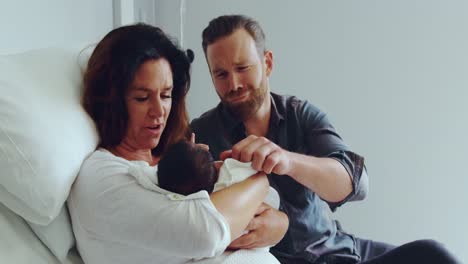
left=226, top=89, right=248, bottom=99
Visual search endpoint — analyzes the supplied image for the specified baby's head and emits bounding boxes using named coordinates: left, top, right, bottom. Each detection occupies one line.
left=158, top=140, right=218, bottom=195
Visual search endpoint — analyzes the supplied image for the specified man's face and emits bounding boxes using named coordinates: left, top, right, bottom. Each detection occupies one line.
left=206, top=29, right=273, bottom=121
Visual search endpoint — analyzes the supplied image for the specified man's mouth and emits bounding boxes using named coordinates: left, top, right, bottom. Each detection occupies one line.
left=228, top=91, right=249, bottom=103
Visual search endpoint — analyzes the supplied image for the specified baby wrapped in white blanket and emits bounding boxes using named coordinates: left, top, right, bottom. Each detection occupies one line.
left=128, top=141, right=280, bottom=263
left=129, top=141, right=279, bottom=209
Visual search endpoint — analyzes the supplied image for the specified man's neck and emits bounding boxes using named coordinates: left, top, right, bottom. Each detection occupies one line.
left=244, top=96, right=271, bottom=137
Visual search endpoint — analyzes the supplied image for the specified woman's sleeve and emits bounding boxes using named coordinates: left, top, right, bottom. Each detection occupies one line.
left=73, top=162, right=231, bottom=259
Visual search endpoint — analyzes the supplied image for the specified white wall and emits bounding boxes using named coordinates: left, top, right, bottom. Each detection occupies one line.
left=150, top=0, right=468, bottom=262
left=0, top=0, right=113, bottom=54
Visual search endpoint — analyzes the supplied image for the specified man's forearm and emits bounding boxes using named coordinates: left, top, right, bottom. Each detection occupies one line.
left=286, top=151, right=353, bottom=203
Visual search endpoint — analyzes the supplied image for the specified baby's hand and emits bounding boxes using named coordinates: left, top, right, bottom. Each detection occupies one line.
left=214, top=160, right=224, bottom=172
left=219, top=149, right=233, bottom=161
left=190, top=133, right=209, bottom=150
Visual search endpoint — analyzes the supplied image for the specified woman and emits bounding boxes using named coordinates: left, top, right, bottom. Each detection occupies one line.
left=68, top=23, right=285, bottom=263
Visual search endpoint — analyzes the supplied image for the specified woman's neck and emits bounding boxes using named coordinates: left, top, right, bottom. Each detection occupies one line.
left=108, top=143, right=158, bottom=166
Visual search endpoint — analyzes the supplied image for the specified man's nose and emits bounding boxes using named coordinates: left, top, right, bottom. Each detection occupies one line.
left=228, top=73, right=243, bottom=91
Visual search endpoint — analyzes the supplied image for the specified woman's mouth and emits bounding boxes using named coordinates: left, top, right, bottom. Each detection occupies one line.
left=146, top=125, right=163, bottom=135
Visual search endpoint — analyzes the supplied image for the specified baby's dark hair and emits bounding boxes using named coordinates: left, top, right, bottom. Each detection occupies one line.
left=158, top=140, right=218, bottom=195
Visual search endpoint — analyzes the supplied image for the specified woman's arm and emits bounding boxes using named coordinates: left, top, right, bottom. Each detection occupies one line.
left=70, top=156, right=239, bottom=260
left=210, top=172, right=269, bottom=240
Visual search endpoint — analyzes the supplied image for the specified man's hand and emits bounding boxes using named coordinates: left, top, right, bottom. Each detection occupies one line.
left=228, top=203, right=288, bottom=249
left=220, top=135, right=292, bottom=175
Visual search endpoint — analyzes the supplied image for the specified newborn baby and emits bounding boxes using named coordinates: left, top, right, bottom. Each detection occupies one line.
left=127, top=140, right=280, bottom=261
left=157, top=140, right=218, bottom=195
left=128, top=140, right=279, bottom=209
left=157, top=140, right=279, bottom=209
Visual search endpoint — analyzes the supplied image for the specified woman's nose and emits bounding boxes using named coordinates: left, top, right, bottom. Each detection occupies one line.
left=149, top=98, right=164, bottom=117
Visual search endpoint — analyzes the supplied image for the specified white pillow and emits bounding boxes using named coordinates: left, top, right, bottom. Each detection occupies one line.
left=0, top=47, right=98, bottom=225
left=28, top=205, right=76, bottom=262
left=0, top=201, right=60, bottom=264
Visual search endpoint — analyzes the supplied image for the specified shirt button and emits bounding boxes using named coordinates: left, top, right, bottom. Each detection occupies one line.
left=168, top=193, right=179, bottom=200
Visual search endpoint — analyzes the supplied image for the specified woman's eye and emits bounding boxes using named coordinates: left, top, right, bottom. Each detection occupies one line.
left=135, top=97, right=148, bottom=102
left=161, top=94, right=172, bottom=99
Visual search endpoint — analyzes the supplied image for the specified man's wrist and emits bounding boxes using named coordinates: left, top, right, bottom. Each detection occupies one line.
left=284, top=151, right=300, bottom=178
left=285, top=151, right=319, bottom=183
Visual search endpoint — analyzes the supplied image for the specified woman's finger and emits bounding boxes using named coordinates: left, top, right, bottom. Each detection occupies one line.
left=228, top=232, right=257, bottom=249
left=245, top=217, right=260, bottom=231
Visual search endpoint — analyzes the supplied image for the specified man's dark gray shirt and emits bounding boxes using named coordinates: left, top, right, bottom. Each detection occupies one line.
left=191, top=92, right=365, bottom=263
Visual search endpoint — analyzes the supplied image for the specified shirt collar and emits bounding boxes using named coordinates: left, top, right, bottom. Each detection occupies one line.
left=219, top=102, right=243, bottom=132
left=270, top=92, right=285, bottom=126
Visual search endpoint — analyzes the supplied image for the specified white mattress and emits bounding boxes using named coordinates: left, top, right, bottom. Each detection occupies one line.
left=0, top=202, right=83, bottom=264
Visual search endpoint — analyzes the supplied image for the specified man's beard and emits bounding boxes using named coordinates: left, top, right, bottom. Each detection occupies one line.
left=221, top=84, right=268, bottom=121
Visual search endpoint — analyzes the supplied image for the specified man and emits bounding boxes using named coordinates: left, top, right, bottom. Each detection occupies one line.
left=191, top=15, right=458, bottom=264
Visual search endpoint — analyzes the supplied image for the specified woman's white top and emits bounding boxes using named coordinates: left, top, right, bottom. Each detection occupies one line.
left=68, top=149, right=231, bottom=264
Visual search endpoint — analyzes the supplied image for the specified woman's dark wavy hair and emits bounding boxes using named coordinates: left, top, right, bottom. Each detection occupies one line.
left=83, top=23, right=193, bottom=156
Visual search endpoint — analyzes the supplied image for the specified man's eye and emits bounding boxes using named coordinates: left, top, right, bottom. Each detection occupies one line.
left=215, top=72, right=227, bottom=79
left=237, top=66, right=249, bottom=71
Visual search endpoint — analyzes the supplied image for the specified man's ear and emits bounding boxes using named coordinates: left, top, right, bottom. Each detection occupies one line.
left=264, top=50, right=273, bottom=77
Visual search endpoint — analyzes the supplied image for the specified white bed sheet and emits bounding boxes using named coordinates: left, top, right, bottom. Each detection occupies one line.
left=0, top=202, right=83, bottom=264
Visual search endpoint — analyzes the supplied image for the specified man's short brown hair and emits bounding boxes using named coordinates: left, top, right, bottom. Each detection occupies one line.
left=202, top=14, right=266, bottom=56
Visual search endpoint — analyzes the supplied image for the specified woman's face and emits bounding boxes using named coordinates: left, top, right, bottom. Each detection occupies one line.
left=123, top=58, right=173, bottom=151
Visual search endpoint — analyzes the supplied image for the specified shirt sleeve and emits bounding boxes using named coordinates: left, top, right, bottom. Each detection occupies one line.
left=298, top=100, right=366, bottom=211
left=72, top=155, right=231, bottom=259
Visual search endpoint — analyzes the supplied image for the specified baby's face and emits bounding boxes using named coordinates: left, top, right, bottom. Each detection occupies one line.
left=191, top=142, right=221, bottom=173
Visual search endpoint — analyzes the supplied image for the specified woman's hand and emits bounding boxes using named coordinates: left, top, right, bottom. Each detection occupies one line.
left=227, top=203, right=289, bottom=249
